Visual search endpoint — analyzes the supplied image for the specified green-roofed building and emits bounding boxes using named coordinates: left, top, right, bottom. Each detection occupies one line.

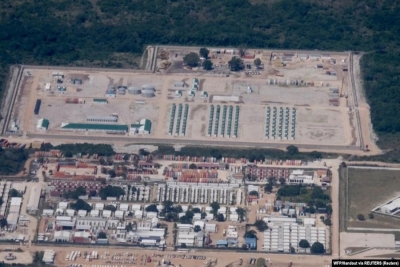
left=36, top=118, right=49, bottom=131
left=61, top=122, right=128, bottom=133
left=93, top=98, right=108, bottom=104
left=130, top=119, right=152, bottom=135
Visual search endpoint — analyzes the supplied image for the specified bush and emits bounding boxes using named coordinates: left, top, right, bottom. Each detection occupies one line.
left=323, top=218, right=331, bottom=226
left=256, top=258, right=266, bottom=267
left=357, top=214, right=365, bottom=221
left=310, top=242, right=325, bottom=254
left=254, top=220, right=268, bottom=231
left=71, top=199, right=92, bottom=211
left=97, top=232, right=107, bottom=239
left=0, top=148, right=28, bottom=175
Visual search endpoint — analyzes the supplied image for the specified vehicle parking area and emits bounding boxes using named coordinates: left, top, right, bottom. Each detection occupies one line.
left=9, top=48, right=357, bottom=147
left=55, top=250, right=210, bottom=267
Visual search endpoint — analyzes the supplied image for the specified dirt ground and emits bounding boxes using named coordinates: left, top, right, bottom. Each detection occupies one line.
left=10, top=49, right=359, bottom=148
left=50, top=246, right=332, bottom=267
left=0, top=251, right=33, bottom=264
left=340, top=232, right=395, bottom=254
left=347, top=167, right=400, bottom=229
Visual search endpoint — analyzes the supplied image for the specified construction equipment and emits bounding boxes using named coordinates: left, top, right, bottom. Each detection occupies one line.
left=5, top=253, right=16, bottom=260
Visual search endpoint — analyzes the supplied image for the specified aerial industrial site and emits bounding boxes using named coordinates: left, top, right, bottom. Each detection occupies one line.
left=0, top=46, right=391, bottom=267
left=2, top=46, right=373, bottom=152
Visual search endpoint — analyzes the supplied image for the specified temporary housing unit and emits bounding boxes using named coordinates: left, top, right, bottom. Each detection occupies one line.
left=177, top=232, right=196, bottom=247
left=205, top=223, right=217, bottom=233
left=54, top=230, right=71, bottom=242
left=55, top=216, right=76, bottom=228
left=102, top=210, right=112, bottom=218
left=288, top=170, right=314, bottom=185
left=42, top=209, right=54, bottom=217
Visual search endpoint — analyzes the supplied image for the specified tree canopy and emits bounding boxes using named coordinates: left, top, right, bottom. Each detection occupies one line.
left=0, top=148, right=28, bottom=175
left=299, top=239, right=310, bottom=251
left=71, top=199, right=92, bottom=211
left=254, top=219, right=268, bottom=231
left=99, top=185, right=125, bottom=200
left=51, top=143, right=115, bottom=156
left=65, top=186, right=86, bottom=200
left=145, top=204, right=158, bottom=213
left=228, top=57, right=244, bottom=71
left=199, top=47, right=209, bottom=59
left=183, top=52, right=200, bottom=67
left=310, top=242, right=325, bottom=254
left=0, top=0, right=399, bottom=153
left=203, top=59, right=213, bottom=70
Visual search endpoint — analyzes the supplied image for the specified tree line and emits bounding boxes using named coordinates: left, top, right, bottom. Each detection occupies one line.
left=0, top=0, right=399, bottom=149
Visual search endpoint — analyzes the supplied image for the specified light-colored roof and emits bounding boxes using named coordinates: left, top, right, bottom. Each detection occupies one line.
left=11, top=183, right=26, bottom=193
left=115, top=210, right=124, bottom=217
left=120, top=204, right=129, bottom=211
left=130, top=119, right=151, bottom=132
left=58, top=202, right=68, bottom=209
left=382, top=198, right=400, bottom=212
left=73, top=231, right=91, bottom=238
left=102, top=210, right=112, bottom=217
left=7, top=213, right=19, bottom=224
left=10, top=197, right=22, bottom=206
left=54, top=230, right=71, bottom=239
left=27, top=186, right=41, bottom=211
left=90, top=209, right=100, bottom=217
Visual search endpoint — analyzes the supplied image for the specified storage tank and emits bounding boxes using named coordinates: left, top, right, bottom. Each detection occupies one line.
left=128, top=86, right=141, bottom=95
left=141, top=89, right=155, bottom=98
left=142, top=85, right=155, bottom=91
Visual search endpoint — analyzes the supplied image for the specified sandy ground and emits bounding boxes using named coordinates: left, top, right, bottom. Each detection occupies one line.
left=10, top=54, right=359, bottom=148
left=0, top=251, right=33, bottom=264
left=18, top=244, right=335, bottom=267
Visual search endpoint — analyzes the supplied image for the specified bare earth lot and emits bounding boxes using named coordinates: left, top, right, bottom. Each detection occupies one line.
left=347, top=167, right=400, bottom=229
left=8, top=48, right=362, bottom=149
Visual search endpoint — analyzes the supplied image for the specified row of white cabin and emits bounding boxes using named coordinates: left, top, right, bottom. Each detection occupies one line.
left=52, top=217, right=164, bottom=245
left=42, top=250, right=56, bottom=264
left=46, top=209, right=151, bottom=220
left=262, top=217, right=326, bottom=253
left=0, top=182, right=14, bottom=216
left=157, top=183, right=240, bottom=205
left=56, top=202, right=143, bottom=212
left=7, top=197, right=22, bottom=230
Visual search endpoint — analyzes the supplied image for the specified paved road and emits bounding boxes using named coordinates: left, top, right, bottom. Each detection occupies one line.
left=27, top=133, right=362, bottom=152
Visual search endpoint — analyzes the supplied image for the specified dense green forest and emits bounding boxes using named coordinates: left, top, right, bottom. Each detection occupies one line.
left=41, top=143, right=114, bottom=156
left=1, top=0, right=400, bottom=148
left=154, top=145, right=334, bottom=160
left=0, top=147, right=28, bottom=175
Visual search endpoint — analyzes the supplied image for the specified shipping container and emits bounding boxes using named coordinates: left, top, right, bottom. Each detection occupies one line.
left=34, top=99, right=42, bottom=115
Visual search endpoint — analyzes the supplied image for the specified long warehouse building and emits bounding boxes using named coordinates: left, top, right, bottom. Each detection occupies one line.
left=27, top=185, right=41, bottom=214
left=87, top=116, right=118, bottom=123
left=61, top=122, right=128, bottom=133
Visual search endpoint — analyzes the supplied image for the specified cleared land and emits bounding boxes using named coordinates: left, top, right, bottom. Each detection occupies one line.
left=347, top=167, right=400, bottom=229
left=6, top=48, right=362, bottom=150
